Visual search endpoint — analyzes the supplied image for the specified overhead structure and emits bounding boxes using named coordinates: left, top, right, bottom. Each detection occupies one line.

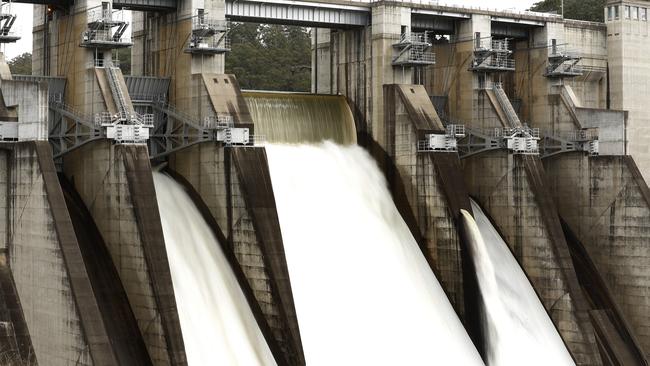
left=545, top=40, right=583, bottom=78
left=470, top=36, right=515, bottom=72
left=392, top=31, right=436, bottom=67
left=147, top=101, right=261, bottom=159
left=81, top=3, right=131, bottom=49
left=186, top=11, right=230, bottom=54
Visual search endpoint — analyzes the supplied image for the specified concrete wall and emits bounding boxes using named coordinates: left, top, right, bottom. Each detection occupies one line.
left=383, top=84, right=468, bottom=319
left=169, top=145, right=304, bottom=365
left=62, top=141, right=186, bottom=366
left=545, top=153, right=650, bottom=359
left=1, top=80, right=49, bottom=141
left=8, top=142, right=92, bottom=366
left=462, top=152, right=602, bottom=365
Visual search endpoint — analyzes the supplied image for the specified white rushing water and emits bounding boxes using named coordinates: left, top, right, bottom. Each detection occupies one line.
left=461, top=201, right=575, bottom=366
left=265, top=142, right=484, bottom=366
left=153, top=173, right=277, bottom=366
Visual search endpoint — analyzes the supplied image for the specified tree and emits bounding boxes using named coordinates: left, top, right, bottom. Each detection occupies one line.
left=7, top=52, right=32, bottom=75
left=225, top=23, right=311, bottom=92
left=529, top=0, right=607, bottom=22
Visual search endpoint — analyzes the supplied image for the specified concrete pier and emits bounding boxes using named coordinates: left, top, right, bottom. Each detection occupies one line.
left=62, top=141, right=186, bottom=366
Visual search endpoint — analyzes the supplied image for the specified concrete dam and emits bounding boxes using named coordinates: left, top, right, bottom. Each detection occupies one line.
left=0, top=0, right=649, bottom=364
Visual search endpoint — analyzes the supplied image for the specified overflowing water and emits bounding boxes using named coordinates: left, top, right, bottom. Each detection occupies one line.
left=153, top=173, right=277, bottom=366
left=244, top=92, right=357, bottom=145
left=461, top=201, right=575, bottom=366
left=265, top=142, right=484, bottom=366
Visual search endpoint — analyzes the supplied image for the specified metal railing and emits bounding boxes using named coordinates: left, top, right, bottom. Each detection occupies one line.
left=475, top=38, right=511, bottom=52
left=499, top=126, right=540, bottom=139
left=86, top=7, right=113, bottom=23
left=87, top=58, right=120, bottom=68
left=204, top=115, right=234, bottom=129
left=49, top=94, right=96, bottom=125
left=187, top=33, right=231, bottom=52
left=192, top=17, right=228, bottom=33
left=81, top=30, right=131, bottom=44
left=398, top=31, right=430, bottom=45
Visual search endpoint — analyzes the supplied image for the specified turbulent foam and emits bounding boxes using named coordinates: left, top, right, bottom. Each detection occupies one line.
left=265, top=142, right=484, bottom=366
left=153, top=173, right=276, bottom=366
left=461, top=202, right=575, bottom=366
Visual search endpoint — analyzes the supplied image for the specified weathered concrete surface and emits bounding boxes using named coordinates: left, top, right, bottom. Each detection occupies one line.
left=168, top=73, right=304, bottom=364
left=232, top=148, right=304, bottom=366
left=382, top=84, right=468, bottom=318
left=165, top=169, right=287, bottom=364
left=62, top=140, right=186, bottom=366
left=0, top=147, right=36, bottom=365
left=60, top=175, right=153, bottom=366
left=2, top=141, right=125, bottom=365
left=607, top=2, right=650, bottom=181
left=545, top=153, right=650, bottom=359
left=169, top=145, right=304, bottom=366
left=462, top=151, right=602, bottom=365
left=1, top=80, right=49, bottom=141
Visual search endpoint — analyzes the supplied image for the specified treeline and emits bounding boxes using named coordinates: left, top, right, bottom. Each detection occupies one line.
left=225, top=23, right=311, bottom=92
left=529, top=0, right=607, bottom=22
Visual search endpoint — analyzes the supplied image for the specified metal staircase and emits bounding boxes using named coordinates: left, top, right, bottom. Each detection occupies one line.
left=493, top=82, right=520, bottom=127
left=0, top=1, right=20, bottom=43
left=106, top=66, right=129, bottom=117
left=470, top=37, right=515, bottom=72
left=545, top=43, right=583, bottom=78
left=392, top=31, right=436, bottom=67
left=81, top=5, right=131, bottom=49
left=185, top=10, right=230, bottom=54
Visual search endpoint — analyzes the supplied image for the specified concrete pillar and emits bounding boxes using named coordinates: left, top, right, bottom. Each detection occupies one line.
left=607, top=0, right=650, bottom=181
left=448, top=15, right=491, bottom=123
left=9, top=143, right=94, bottom=366
left=311, top=28, right=334, bottom=94
left=545, top=153, right=650, bottom=360
left=63, top=141, right=186, bottom=366
left=370, top=4, right=412, bottom=148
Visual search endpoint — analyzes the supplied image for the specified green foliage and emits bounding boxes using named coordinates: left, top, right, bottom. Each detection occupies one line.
left=7, top=52, right=32, bottom=75
left=529, top=0, right=607, bottom=22
left=226, top=23, right=311, bottom=92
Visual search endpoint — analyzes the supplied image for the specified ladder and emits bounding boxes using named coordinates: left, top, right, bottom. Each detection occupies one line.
left=493, top=83, right=520, bottom=127
left=106, top=66, right=129, bottom=119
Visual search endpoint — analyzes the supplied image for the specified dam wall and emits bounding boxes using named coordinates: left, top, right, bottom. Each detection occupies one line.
left=62, top=141, right=186, bottom=366
left=169, top=144, right=303, bottom=365
left=382, top=84, right=470, bottom=321
left=1, top=141, right=128, bottom=365
left=168, top=79, right=305, bottom=365
left=545, top=153, right=650, bottom=359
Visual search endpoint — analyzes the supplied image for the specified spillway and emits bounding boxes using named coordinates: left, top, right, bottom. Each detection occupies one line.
left=265, top=142, right=484, bottom=366
left=244, top=92, right=357, bottom=144
left=461, top=202, right=575, bottom=366
left=153, top=172, right=277, bottom=366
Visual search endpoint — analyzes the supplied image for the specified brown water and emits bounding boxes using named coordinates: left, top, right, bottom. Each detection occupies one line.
left=243, top=92, right=357, bottom=145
